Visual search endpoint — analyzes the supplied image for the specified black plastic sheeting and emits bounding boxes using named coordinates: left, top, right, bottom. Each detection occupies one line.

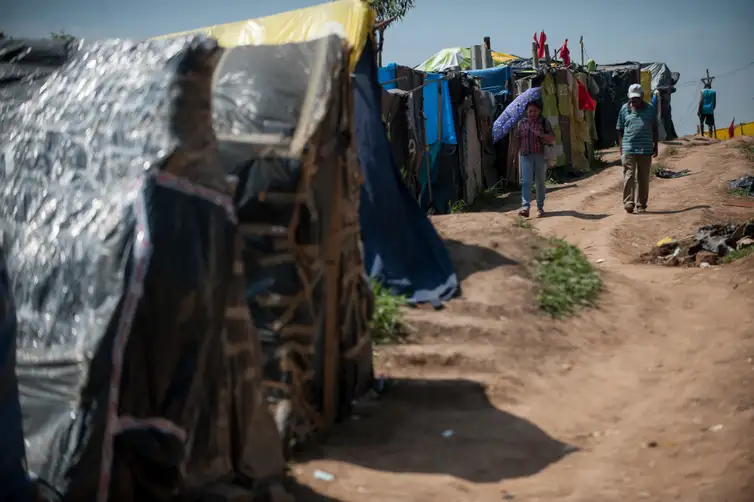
left=729, top=175, right=754, bottom=196
left=0, top=35, right=284, bottom=501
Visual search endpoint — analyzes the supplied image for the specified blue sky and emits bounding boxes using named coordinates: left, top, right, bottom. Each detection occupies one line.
left=4, top=0, right=754, bottom=135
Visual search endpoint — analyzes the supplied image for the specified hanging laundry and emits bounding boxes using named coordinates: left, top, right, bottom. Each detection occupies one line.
left=560, top=39, right=570, bottom=66
left=577, top=79, right=596, bottom=110
left=538, top=31, right=547, bottom=60
left=729, top=118, right=736, bottom=139
left=587, top=59, right=597, bottom=72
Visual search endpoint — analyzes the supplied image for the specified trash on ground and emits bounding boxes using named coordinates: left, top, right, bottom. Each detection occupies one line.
left=313, top=470, right=336, bottom=482
left=655, top=168, right=691, bottom=179
left=728, top=175, right=754, bottom=196
left=441, top=429, right=455, bottom=438
left=639, top=221, right=754, bottom=267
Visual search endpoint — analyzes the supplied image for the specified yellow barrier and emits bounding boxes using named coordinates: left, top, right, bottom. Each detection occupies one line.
left=714, top=121, right=754, bottom=140
left=151, top=0, right=374, bottom=71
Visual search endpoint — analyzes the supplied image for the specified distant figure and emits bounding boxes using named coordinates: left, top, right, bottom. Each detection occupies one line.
left=698, top=82, right=716, bottom=138
left=515, top=101, right=554, bottom=218
left=617, top=84, right=658, bottom=214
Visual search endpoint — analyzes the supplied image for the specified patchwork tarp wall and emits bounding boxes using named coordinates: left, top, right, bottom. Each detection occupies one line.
left=213, top=35, right=374, bottom=450
left=154, top=0, right=458, bottom=305
left=2, top=35, right=290, bottom=501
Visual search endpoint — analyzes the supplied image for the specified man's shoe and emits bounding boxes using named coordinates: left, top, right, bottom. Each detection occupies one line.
left=624, top=204, right=635, bottom=214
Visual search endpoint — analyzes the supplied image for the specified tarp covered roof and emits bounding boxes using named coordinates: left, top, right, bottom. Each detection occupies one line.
left=597, top=61, right=680, bottom=90
left=415, top=47, right=519, bottom=72
left=151, top=0, right=374, bottom=70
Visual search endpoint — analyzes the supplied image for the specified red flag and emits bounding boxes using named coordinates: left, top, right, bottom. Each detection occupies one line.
left=538, top=31, right=547, bottom=60
left=560, top=39, right=571, bottom=66
left=577, top=79, right=596, bottom=110
left=728, top=118, right=735, bottom=139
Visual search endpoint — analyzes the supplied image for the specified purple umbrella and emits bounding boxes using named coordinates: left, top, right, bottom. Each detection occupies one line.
left=492, top=87, right=542, bottom=144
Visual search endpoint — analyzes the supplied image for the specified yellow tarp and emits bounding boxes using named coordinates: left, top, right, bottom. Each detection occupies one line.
left=641, top=70, right=651, bottom=104
left=151, top=0, right=374, bottom=70
left=490, top=51, right=518, bottom=65
left=715, top=121, right=754, bottom=140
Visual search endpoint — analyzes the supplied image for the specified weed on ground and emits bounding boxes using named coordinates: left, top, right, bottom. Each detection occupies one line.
left=535, top=238, right=603, bottom=318
left=369, top=280, right=408, bottom=344
left=721, top=245, right=754, bottom=264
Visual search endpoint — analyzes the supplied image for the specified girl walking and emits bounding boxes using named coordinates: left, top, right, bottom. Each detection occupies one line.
left=515, top=101, right=554, bottom=218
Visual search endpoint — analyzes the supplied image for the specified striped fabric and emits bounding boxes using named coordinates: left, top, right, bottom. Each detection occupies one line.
left=617, top=103, right=657, bottom=156
left=516, top=117, right=552, bottom=156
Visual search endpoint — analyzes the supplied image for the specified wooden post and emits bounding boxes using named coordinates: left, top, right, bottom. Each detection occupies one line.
left=544, top=44, right=551, bottom=66
left=579, top=36, right=584, bottom=67
left=532, top=41, right=539, bottom=67
left=322, top=144, right=343, bottom=427
left=471, top=45, right=482, bottom=70
left=483, top=36, right=491, bottom=51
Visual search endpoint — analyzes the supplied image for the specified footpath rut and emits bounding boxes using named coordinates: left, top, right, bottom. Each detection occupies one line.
left=294, top=137, right=754, bottom=502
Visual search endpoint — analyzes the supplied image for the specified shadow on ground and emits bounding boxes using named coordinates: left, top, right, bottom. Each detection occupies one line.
left=284, top=480, right=347, bottom=502
left=544, top=209, right=610, bottom=220
left=298, top=379, right=575, bottom=483
left=467, top=183, right=579, bottom=213
left=645, top=204, right=711, bottom=215
left=443, top=239, right=518, bottom=282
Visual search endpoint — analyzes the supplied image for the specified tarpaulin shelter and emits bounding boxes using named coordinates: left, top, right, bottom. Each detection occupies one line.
left=155, top=0, right=458, bottom=307
left=416, top=47, right=519, bottom=72
left=591, top=61, right=679, bottom=147
left=1, top=35, right=291, bottom=502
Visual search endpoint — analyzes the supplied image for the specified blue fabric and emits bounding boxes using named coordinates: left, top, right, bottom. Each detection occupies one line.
left=520, top=153, right=547, bottom=210
left=353, top=39, right=458, bottom=306
left=0, top=257, right=35, bottom=502
left=701, top=88, right=715, bottom=115
left=378, top=63, right=397, bottom=90
left=492, top=87, right=541, bottom=143
left=465, top=66, right=511, bottom=96
left=423, top=73, right=457, bottom=145
left=419, top=143, right=458, bottom=215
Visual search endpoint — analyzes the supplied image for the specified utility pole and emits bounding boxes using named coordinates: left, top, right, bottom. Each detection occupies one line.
left=701, top=68, right=715, bottom=87
left=579, top=36, right=584, bottom=67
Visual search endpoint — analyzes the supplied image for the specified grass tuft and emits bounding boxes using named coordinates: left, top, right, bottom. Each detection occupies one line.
left=535, top=238, right=603, bottom=318
left=369, top=280, right=408, bottom=344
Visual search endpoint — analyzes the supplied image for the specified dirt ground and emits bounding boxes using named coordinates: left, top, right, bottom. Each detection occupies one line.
left=291, top=137, right=754, bottom=502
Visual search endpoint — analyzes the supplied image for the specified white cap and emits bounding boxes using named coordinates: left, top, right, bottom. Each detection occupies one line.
left=628, top=84, right=643, bottom=99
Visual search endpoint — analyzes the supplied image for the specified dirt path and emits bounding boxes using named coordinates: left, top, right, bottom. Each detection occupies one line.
left=293, top=137, right=754, bottom=502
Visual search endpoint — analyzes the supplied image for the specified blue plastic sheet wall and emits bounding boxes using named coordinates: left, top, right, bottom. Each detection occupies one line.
left=378, top=63, right=397, bottom=90
left=423, top=73, right=457, bottom=146
left=353, top=40, right=458, bottom=306
left=465, top=66, right=511, bottom=96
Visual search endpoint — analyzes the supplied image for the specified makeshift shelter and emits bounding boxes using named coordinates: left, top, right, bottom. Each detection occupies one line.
left=1, top=36, right=291, bottom=501
left=592, top=62, right=679, bottom=148
left=416, top=47, right=519, bottom=72
left=155, top=0, right=458, bottom=308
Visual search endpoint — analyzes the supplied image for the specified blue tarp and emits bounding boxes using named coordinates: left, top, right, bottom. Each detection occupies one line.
left=465, top=66, right=512, bottom=96
left=356, top=41, right=458, bottom=306
left=423, top=73, right=456, bottom=145
left=0, top=256, right=34, bottom=501
left=378, top=63, right=398, bottom=90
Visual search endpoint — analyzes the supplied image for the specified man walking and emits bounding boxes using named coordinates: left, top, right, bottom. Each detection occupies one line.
left=616, top=83, right=658, bottom=214
left=698, top=82, right=716, bottom=138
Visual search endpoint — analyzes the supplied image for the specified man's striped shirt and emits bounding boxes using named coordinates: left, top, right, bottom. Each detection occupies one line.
left=616, top=102, right=657, bottom=156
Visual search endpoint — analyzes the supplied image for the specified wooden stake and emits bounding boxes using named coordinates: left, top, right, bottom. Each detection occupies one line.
left=579, top=36, right=584, bottom=66
left=532, top=41, right=539, bottom=66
